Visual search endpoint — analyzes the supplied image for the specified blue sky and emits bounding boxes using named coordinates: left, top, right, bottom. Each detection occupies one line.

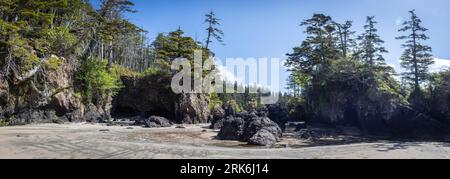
left=93, top=0, right=450, bottom=90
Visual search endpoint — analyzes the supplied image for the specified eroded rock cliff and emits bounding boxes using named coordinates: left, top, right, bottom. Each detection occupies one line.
left=112, top=75, right=211, bottom=124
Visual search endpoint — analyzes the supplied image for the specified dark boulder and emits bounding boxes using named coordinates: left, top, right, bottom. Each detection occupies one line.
left=210, top=118, right=226, bottom=130
left=136, top=116, right=172, bottom=128
left=210, top=104, right=226, bottom=129
left=236, top=110, right=258, bottom=121
left=256, top=107, right=269, bottom=117
left=217, top=116, right=245, bottom=140
left=248, top=129, right=278, bottom=146
left=222, top=100, right=238, bottom=117
left=242, top=117, right=282, bottom=142
left=217, top=111, right=283, bottom=146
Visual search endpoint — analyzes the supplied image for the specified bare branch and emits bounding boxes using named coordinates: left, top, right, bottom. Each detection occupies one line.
left=12, top=57, right=49, bottom=82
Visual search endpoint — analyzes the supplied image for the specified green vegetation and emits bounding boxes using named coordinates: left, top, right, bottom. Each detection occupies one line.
left=357, top=16, right=389, bottom=67
left=397, top=10, right=434, bottom=96
left=284, top=11, right=438, bottom=124
left=0, top=118, right=8, bottom=127
left=0, top=0, right=214, bottom=114
left=76, top=59, right=122, bottom=104
left=0, top=0, right=448, bottom=132
left=204, top=11, right=224, bottom=50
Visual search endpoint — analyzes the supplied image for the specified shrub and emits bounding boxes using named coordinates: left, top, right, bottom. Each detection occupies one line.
left=209, top=92, right=223, bottom=110
left=44, top=55, right=64, bottom=70
left=0, top=118, right=9, bottom=127
left=76, top=59, right=123, bottom=104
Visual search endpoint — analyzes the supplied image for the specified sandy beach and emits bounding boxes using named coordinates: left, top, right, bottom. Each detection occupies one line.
left=0, top=123, right=449, bottom=159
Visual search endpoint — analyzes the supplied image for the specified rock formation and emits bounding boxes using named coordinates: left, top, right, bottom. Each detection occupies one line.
left=0, top=57, right=110, bottom=125
left=429, top=74, right=450, bottom=126
left=175, top=93, right=211, bottom=124
left=112, top=75, right=211, bottom=124
left=217, top=110, right=283, bottom=146
left=305, top=75, right=449, bottom=140
left=135, top=116, right=172, bottom=128
left=210, top=104, right=226, bottom=129
left=267, top=103, right=289, bottom=130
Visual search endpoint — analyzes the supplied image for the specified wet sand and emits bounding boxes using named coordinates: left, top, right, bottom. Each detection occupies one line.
left=0, top=123, right=449, bottom=159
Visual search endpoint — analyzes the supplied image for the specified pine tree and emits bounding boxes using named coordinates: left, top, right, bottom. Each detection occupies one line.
left=357, top=16, right=388, bottom=67
left=335, top=21, right=356, bottom=58
left=0, top=0, right=86, bottom=79
left=98, top=0, right=137, bottom=69
left=397, top=10, right=434, bottom=93
left=285, top=14, right=339, bottom=77
left=152, top=29, right=210, bottom=72
left=204, top=11, right=224, bottom=50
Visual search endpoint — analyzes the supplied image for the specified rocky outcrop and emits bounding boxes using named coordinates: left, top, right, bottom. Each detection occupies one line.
left=429, top=74, right=450, bottom=125
left=241, top=116, right=283, bottom=145
left=217, top=110, right=283, bottom=146
left=0, top=74, right=10, bottom=120
left=222, top=100, right=238, bottom=117
left=210, top=104, right=226, bottom=129
left=308, top=77, right=449, bottom=140
left=112, top=75, right=177, bottom=119
left=176, top=93, right=211, bottom=124
left=0, top=74, right=9, bottom=105
left=112, top=75, right=210, bottom=124
left=268, top=103, right=289, bottom=130
left=135, top=116, right=172, bottom=128
left=0, top=56, right=116, bottom=125
left=388, top=105, right=448, bottom=140
left=218, top=116, right=245, bottom=140
left=248, top=129, right=278, bottom=146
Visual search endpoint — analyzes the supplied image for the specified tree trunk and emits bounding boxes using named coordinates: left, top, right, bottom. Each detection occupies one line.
left=108, top=38, right=113, bottom=69
left=412, top=26, right=420, bottom=92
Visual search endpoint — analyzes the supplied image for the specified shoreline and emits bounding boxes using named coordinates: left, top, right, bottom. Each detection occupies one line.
left=0, top=123, right=449, bottom=159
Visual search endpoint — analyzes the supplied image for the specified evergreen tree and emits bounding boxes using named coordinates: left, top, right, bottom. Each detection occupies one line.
left=397, top=10, right=434, bottom=93
left=335, top=21, right=356, bottom=58
left=357, top=16, right=388, bottom=67
left=152, top=28, right=211, bottom=74
left=285, top=14, right=339, bottom=76
left=98, top=0, right=137, bottom=69
left=204, top=11, right=224, bottom=50
left=0, top=0, right=87, bottom=81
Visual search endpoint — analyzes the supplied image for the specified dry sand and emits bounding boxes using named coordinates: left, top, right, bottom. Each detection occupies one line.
left=0, top=123, right=449, bottom=159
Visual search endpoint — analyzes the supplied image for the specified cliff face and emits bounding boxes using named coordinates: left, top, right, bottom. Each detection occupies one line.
left=0, top=57, right=110, bottom=125
left=429, top=82, right=450, bottom=126
left=112, top=75, right=211, bottom=124
left=1, top=59, right=212, bottom=126
left=307, top=75, right=449, bottom=140
left=0, top=74, right=10, bottom=121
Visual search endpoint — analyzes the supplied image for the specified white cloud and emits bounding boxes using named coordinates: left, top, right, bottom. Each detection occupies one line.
left=216, top=65, right=265, bottom=89
left=431, top=58, right=450, bottom=73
